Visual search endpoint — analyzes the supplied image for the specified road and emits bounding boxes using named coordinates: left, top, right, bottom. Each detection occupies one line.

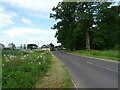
left=52, top=50, right=118, bottom=88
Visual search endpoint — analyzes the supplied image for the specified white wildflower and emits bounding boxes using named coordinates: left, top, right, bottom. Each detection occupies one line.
left=21, top=57, right=24, bottom=60
left=23, top=55, right=26, bottom=58
left=38, top=62, right=41, bottom=65
left=6, top=60, right=9, bottom=62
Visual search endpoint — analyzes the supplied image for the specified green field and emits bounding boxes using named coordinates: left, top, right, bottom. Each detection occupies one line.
left=2, top=50, right=52, bottom=88
left=65, top=50, right=119, bottom=61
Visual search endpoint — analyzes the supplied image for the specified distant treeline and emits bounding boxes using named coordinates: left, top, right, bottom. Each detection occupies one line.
left=50, top=2, right=120, bottom=51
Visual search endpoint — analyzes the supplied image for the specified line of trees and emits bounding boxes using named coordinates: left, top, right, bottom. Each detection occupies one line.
left=50, top=2, right=120, bottom=51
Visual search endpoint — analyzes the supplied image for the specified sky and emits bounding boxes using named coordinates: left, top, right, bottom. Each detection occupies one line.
left=0, top=0, right=62, bottom=47
left=0, top=0, right=119, bottom=47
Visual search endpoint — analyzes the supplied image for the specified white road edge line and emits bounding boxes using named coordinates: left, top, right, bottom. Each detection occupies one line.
left=72, top=79, right=77, bottom=88
left=52, top=53, right=78, bottom=88
left=86, top=62, right=119, bottom=73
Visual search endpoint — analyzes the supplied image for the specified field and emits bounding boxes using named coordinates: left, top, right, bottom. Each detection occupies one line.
left=65, top=50, right=119, bottom=61
left=2, top=50, right=52, bottom=88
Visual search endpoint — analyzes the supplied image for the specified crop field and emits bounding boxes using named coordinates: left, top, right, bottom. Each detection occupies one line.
left=2, top=50, right=52, bottom=88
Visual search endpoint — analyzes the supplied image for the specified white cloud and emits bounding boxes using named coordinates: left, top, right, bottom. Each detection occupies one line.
left=22, top=17, right=32, bottom=25
left=3, top=27, right=56, bottom=37
left=0, top=7, right=18, bottom=28
left=0, top=0, right=62, bottom=12
left=1, top=27, right=59, bottom=46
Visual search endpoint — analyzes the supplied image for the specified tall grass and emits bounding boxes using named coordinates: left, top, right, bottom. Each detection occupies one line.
left=2, top=50, right=52, bottom=88
left=65, top=50, right=119, bottom=61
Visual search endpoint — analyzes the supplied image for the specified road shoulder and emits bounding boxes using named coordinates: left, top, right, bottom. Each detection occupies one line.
left=36, top=53, right=73, bottom=88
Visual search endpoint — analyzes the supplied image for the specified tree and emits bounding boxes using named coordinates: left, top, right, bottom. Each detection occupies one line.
left=49, top=43, right=54, bottom=51
left=27, top=44, right=38, bottom=50
left=8, top=43, right=16, bottom=50
left=50, top=1, right=118, bottom=50
left=50, top=2, right=78, bottom=51
left=90, top=5, right=119, bottom=50
left=23, top=44, right=26, bottom=49
left=73, top=2, right=112, bottom=50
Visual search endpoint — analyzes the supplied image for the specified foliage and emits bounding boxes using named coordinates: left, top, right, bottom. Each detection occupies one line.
left=8, top=43, right=16, bottom=50
left=50, top=2, right=119, bottom=50
left=2, top=50, right=52, bottom=88
left=27, top=44, right=38, bottom=50
left=49, top=43, right=55, bottom=51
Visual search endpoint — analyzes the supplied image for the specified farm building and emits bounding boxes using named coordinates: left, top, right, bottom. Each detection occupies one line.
left=41, top=45, right=50, bottom=51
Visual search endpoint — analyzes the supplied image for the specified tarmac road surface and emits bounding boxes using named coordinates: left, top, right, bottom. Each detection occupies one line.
left=52, top=50, right=118, bottom=88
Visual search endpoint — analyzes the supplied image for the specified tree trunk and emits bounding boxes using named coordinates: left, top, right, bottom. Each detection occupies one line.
left=86, top=30, right=90, bottom=50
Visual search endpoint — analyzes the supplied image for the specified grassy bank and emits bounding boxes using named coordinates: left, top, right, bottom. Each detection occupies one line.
left=65, top=50, right=119, bottom=61
left=2, top=50, right=52, bottom=88
left=36, top=54, right=73, bottom=88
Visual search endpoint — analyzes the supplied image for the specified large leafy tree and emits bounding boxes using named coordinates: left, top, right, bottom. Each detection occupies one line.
left=50, top=2, right=77, bottom=50
left=91, top=5, right=119, bottom=50
left=50, top=1, right=119, bottom=50
left=27, top=44, right=38, bottom=50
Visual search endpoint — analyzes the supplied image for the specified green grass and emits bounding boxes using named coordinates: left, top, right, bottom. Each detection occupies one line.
left=2, top=50, right=52, bottom=88
left=65, top=50, right=119, bottom=61
left=36, top=54, right=73, bottom=88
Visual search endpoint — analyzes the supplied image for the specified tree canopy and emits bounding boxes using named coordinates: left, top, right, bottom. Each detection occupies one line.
left=50, top=2, right=119, bottom=50
left=27, top=44, right=38, bottom=50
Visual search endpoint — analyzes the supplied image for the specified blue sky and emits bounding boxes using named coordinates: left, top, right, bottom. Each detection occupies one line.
left=0, top=0, right=119, bottom=47
left=0, top=0, right=62, bottom=47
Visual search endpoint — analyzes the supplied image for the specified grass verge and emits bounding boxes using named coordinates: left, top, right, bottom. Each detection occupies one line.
left=64, top=50, right=119, bottom=61
left=2, top=50, right=52, bottom=88
left=36, top=54, right=73, bottom=88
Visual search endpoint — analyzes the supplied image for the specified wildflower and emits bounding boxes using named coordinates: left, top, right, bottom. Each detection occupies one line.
left=5, top=57, right=8, bottom=60
left=23, top=55, right=26, bottom=58
left=38, top=62, right=41, bottom=65
left=21, top=57, right=24, bottom=60
left=40, top=56, right=43, bottom=58
left=43, top=57, right=45, bottom=60
left=6, top=60, right=9, bottom=62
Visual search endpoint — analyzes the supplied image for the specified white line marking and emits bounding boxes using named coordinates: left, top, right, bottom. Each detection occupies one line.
left=86, top=62, right=119, bottom=73
left=72, top=79, right=77, bottom=88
